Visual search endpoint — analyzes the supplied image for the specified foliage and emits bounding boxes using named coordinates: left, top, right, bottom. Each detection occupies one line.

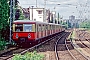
left=70, top=30, right=76, bottom=40
left=0, top=0, right=9, bottom=30
left=15, top=0, right=18, bottom=7
left=0, top=0, right=9, bottom=50
left=0, top=0, right=9, bottom=38
left=0, top=38, right=7, bottom=50
left=18, top=9, right=25, bottom=20
left=61, top=21, right=68, bottom=29
left=15, top=8, right=25, bottom=20
left=12, top=51, right=44, bottom=60
left=79, top=21, right=90, bottom=29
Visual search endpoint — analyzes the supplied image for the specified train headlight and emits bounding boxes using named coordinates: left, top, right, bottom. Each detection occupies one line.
left=28, top=33, right=31, bottom=38
left=16, top=33, right=18, bottom=38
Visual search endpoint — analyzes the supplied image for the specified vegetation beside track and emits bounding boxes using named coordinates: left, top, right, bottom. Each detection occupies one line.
left=87, top=29, right=90, bottom=32
left=12, top=51, right=44, bottom=60
left=0, top=39, right=7, bottom=50
left=89, top=30, right=90, bottom=32
left=79, top=21, right=90, bottom=29
left=70, top=30, right=76, bottom=39
left=0, top=0, right=24, bottom=51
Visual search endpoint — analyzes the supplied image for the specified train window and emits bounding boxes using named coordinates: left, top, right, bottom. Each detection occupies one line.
left=48, top=25, right=49, bottom=30
left=13, top=24, right=15, bottom=32
left=52, top=25, right=54, bottom=29
left=23, top=24, right=32, bottom=32
left=38, top=25, right=41, bottom=31
left=32, top=24, right=35, bottom=32
left=51, top=25, right=52, bottom=30
left=15, top=24, right=23, bottom=32
left=37, top=25, right=39, bottom=32
left=42, top=25, right=44, bottom=31
left=46, top=25, right=48, bottom=30
left=50, top=25, right=51, bottom=30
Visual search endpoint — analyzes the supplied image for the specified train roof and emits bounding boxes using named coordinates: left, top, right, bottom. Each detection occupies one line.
left=48, top=23, right=61, bottom=25
left=13, top=20, right=62, bottom=26
left=13, top=20, right=48, bottom=24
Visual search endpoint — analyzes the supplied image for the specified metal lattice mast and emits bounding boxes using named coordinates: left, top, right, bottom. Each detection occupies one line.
left=10, top=0, right=13, bottom=43
left=36, top=0, right=37, bottom=7
left=13, top=0, right=15, bottom=21
left=44, top=0, right=47, bottom=22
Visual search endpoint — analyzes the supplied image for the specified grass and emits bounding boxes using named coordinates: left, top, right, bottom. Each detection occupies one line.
left=12, top=51, right=44, bottom=60
left=71, top=30, right=76, bottom=39
left=87, top=29, right=90, bottom=32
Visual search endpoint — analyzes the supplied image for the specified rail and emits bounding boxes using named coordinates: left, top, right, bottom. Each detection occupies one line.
left=55, top=33, right=67, bottom=60
left=2, top=32, right=64, bottom=60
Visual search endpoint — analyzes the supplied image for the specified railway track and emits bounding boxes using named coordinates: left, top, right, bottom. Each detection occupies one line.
left=34, top=31, right=68, bottom=60
left=66, top=39, right=87, bottom=60
left=76, top=29, right=90, bottom=53
left=0, top=32, right=65, bottom=60
left=0, top=48, right=27, bottom=60
left=0, top=47, right=19, bottom=56
left=71, top=29, right=90, bottom=60
left=2, top=29, right=90, bottom=60
left=36, top=31, right=87, bottom=60
left=55, top=32, right=80, bottom=60
left=55, top=31, right=88, bottom=60
left=75, top=39, right=90, bottom=57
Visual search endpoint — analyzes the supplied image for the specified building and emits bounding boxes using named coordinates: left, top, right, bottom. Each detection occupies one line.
left=22, top=7, right=55, bottom=23
left=69, top=15, right=79, bottom=28
left=46, top=9, right=50, bottom=23
left=51, top=11, right=56, bottom=23
left=29, top=8, right=45, bottom=22
left=69, top=15, right=75, bottom=20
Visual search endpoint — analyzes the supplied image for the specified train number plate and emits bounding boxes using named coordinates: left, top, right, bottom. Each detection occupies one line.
left=20, top=38, right=25, bottom=42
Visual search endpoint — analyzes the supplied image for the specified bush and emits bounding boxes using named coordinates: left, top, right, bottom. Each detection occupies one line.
left=12, top=51, right=44, bottom=60
left=0, top=38, right=7, bottom=50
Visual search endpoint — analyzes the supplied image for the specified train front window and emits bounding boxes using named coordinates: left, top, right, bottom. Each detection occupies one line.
left=15, top=24, right=23, bottom=32
left=24, top=24, right=32, bottom=32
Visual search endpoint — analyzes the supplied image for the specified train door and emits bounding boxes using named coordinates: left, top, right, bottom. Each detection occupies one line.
left=44, top=25, right=46, bottom=37
left=53, top=25, right=55, bottom=34
left=55, top=25, right=56, bottom=33
left=51, top=25, right=52, bottom=34
left=48, top=24, right=50, bottom=35
left=50, top=25, right=52, bottom=35
left=36, top=24, right=38, bottom=39
left=42, top=25, right=45, bottom=37
left=37, top=24, right=39, bottom=38
left=38, top=24, right=42, bottom=38
left=45, top=25, right=48, bottom=36
left=51, top=25, right=53, bottom=34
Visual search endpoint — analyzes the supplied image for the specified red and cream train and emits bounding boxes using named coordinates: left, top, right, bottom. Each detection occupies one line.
left=12, top=20, right=65, bottom=46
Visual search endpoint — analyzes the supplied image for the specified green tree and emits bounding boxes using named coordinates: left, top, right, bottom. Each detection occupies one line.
left=0, top=0, right=9, bottom=39
left=0, top=0, right=9, bottom=50
left=18, top=8, right=25, bottom=20
left=14, top=0, right=25, bottom=20
left=0, top=0, right=9, bottom=30
left=79, top=21, right=90, bottom=29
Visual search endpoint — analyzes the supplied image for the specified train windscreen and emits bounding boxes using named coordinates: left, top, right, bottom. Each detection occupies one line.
left=15, top=24, right=23, bottom=32
left=23, top=24, right=32, bottom=32
left=13, top=24, right=34, bottom=32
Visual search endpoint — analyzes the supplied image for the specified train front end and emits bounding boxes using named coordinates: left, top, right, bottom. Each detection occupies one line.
left=12, top=20, right=36, bottom=46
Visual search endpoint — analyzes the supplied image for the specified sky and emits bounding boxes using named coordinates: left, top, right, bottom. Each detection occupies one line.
left=19, top=0, right=90, bottom=19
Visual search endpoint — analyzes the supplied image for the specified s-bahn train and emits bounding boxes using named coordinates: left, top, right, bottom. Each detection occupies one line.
left=12, top=20, right=65, bottom=46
